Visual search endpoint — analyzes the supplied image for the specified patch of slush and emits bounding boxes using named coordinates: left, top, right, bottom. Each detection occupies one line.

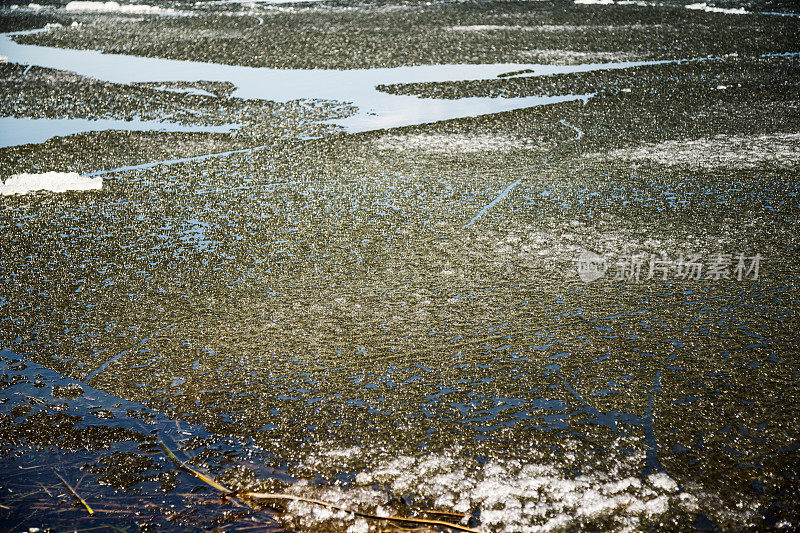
left=215, top=0, right=331, bottom=3
left=64, top=1, right=177, bottom=15
left=282, top=443, right=700, bottom=532
left=447, top=25, right=549, bottom=31
left=0, top=172, right=101, bottom=195
left=572, top=0, right=755, bottom=13
left=574, top=0, right=665, bottom=5
left=447, top=24, right=657, bottom=32
left=588, top=133, right=800, bottom=169
left=519, top=49, right=642, bottom=65
left=373, top=133, right=551, bottom=153
left=685, top=2, right=749, bottom=15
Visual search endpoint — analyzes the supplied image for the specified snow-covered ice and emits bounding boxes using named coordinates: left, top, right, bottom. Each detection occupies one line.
left=575, top=0, right=615, bottom=5
left=373, top=133, right=551, bottom=153
left=285, top=445, right=700, bottom=532
left=686, top=3, right=749, bottom=15
left=64, top=2, right=176, bottom=15
left=586, top=133, right=800, bottom=169
left=0, top=172, right=102, bottom=195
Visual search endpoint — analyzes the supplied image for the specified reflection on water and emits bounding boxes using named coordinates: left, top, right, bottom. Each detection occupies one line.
left=0, top=116, right=240, bottom=148
left=0, top=30, right=663, bottom=132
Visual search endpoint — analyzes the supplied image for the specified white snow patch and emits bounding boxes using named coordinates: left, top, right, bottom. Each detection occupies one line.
left=648, top=472, right=679, bottom=492
left=1, top=172, right=102, bottom=196
left=219, top=0, right=332, bottom=3
left=603, top=477, right=642, bottom=493
left=448, top=25, right=537, bottom=31
left=0, top=55, right=7, bottom=63
left=519, top=49, right=641, bottom=64
left=283, top=445, right=698, bottom=532
left=64, top=1, right=176, bottom=15
left=374, top=133, right=550, bottom=153
left=347, top=519, right=369, bottom=533
left=685, top=3, right=749, bottom=15
left=587, top=133, right=800, bottom=169
left=448, top=24, right=655, bottom=33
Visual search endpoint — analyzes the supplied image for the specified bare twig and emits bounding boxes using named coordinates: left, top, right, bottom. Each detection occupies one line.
left=242, top=492, right=485, bottom=533
left=158, top=439, right=486, bottom=532
left=14, top=392, right=46, bottom=404
left=157, top=441, right=234, bottom=495
left=53, top=471, right=94, bottom=515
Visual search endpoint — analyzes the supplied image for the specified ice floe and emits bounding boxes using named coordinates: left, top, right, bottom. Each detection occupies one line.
left=0, top=172, right=102, bottom=195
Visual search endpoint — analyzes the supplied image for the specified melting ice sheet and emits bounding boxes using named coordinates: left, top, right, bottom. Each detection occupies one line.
left=0, top=30, right=669, bottom=133
left=0, top=116, right=240, bottom=148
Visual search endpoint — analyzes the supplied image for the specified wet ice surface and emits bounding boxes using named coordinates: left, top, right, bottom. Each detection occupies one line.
left=3, top=124, right=798, bottom=530
left=0, top=115, right=240, bottom=148
left=1, top=3, right=799, bottom=532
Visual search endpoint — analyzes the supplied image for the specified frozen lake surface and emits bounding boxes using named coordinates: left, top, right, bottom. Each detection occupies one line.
left=0, top=3, right=798, bottom=532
